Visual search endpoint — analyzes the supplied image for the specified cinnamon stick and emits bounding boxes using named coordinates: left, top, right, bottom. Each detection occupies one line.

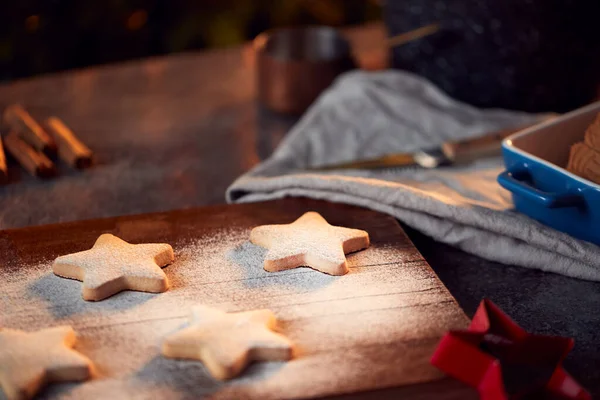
left=0, top=136, right=7, bottom=184
left=4, top=132, right=56, bottom=178
left=45, top=117, right=93, bottom=169
left=3, top=104, right=57, bottom=157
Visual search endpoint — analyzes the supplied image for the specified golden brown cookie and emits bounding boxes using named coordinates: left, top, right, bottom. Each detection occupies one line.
left=584, top=113, right=600, bottom=151
left=0, top=326, right=93, bottom=400
left=250, top=211, right=369, bottom=275
left=53, top=233, right=174, bottom=301
left=162, top=305, right=293, bottom=380
left=567, top=142, right=600, bottom=185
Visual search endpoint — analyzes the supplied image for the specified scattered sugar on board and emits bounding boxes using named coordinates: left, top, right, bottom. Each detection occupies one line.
left=3, top=226, right=438, bottom=330
left=1, top=224, right=467, bottom=400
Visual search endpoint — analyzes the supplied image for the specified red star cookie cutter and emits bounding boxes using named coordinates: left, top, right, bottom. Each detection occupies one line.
left=431, top=299, right=590, bottom=400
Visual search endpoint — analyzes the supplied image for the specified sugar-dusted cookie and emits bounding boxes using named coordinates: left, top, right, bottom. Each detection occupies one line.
left=0, top=326, right=93, bottom=400
left=53, top=233, right=174, bottom=301
left=162, top=305, right=293, bottom=380
left=250, top=211, right=370, bottom=275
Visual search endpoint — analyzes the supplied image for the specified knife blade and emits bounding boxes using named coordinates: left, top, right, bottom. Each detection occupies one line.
left=310, top=123, right=539, bottom=171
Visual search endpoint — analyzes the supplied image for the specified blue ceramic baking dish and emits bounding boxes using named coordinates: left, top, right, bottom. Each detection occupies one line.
left=498, top=101, right=600, bottom=245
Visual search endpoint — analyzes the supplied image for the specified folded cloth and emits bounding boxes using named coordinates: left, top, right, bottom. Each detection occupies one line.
left=227, top=70, right=600, bottom=281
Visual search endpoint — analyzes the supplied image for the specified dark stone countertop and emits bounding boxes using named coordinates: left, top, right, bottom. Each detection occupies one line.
left=0, top=22, right=597, bottom=397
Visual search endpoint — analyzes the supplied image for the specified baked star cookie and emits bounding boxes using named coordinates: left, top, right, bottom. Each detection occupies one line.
left=53, top=233, right=174, bottom=301
left=162, top=305, right=293, bottom=380
left=250, top=211, right=370, bottom=275
left=0, top=326, right=93, bottom=400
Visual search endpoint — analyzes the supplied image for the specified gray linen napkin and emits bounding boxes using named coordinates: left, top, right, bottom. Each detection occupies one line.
left=227, top=70, right=600, bottom=281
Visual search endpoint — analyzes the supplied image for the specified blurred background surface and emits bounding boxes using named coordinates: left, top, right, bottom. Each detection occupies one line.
left=2, top=0, right=599, bottom=112
left=0, top=0, right=381, bottom=82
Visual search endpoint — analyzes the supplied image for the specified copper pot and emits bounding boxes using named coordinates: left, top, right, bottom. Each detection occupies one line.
left=255, top=26, right=356, bottom=115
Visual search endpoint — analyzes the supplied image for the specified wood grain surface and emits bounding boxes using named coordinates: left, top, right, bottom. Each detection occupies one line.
left=0, top=198, right=475, bottom=399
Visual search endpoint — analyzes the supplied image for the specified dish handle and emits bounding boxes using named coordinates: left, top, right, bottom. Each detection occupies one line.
left=497, top=170, right=583, bottom=208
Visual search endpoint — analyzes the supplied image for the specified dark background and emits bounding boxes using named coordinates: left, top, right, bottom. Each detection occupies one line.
left=0, top=0, right=381, bottom=82
left=2, top=1, right=600, bottom=111
left=385, top=0, right=600, bottom=112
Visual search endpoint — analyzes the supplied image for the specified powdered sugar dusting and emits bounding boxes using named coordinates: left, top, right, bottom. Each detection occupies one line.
left=0, top=222, right=468, bottom=400
left=249, top=212, right=370, bottom=275
left=52, top=234, right=174, bottom=300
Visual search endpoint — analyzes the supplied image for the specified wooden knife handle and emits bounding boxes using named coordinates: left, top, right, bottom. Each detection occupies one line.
left=441, top=124, right=535, bottom=164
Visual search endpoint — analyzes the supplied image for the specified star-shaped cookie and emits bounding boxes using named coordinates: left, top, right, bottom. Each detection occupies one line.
left=53, top=233, right=174, bottom=301
left=0, top=326, right=93, bottom=400
left=162, top=305, right=294, bottom=380
left=250, top=211, right=370, bottom=275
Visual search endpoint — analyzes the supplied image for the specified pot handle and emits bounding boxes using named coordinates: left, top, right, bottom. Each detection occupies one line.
left=497, top=170, right=583, bottom=208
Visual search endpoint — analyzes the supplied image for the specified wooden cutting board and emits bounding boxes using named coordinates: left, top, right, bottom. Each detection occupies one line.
left=0, top=199, right=475, bottom=399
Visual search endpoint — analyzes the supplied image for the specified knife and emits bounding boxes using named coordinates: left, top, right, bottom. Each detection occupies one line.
left=310, top=123, right=539, bottom=171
